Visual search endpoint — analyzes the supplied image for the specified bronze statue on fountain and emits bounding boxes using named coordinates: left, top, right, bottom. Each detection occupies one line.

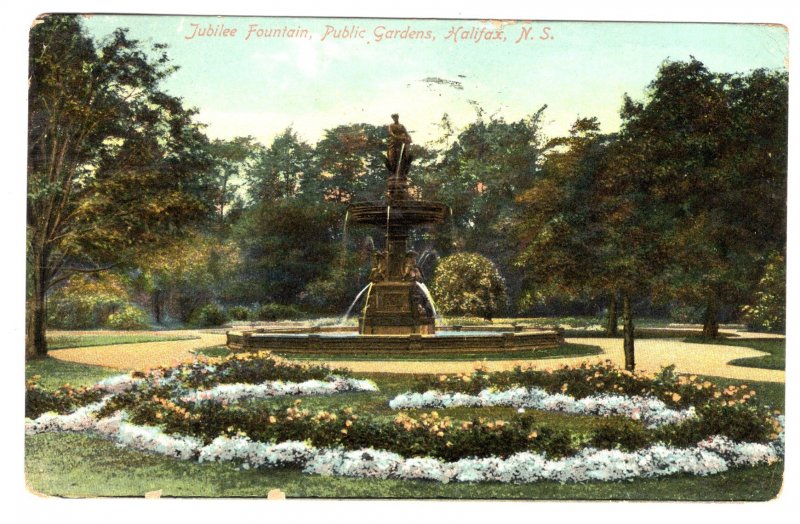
left=348, top=114, right=449, bottom=335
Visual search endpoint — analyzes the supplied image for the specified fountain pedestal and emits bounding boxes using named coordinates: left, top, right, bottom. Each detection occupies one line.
left=359, top=282, right=435, bottom=335
left=347, top=124, right=448, bottom=335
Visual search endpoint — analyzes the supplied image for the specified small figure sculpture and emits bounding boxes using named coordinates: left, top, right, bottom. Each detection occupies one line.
left=369, top=250, right=388, bottom=282
left=401, top=250, right=424, bottom=281
left=387, top=113, right=412, bottom=176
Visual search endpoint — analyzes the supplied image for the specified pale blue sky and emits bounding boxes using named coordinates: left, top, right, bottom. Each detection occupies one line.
left=83, top=15, right=788, bottom=146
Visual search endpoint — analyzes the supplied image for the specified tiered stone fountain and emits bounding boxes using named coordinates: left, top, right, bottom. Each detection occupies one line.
left=347, top=113, right=448, bottom=334
left=226, top=114, right=563, bottom=354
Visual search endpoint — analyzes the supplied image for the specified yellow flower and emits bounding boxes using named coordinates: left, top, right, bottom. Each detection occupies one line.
left=528, top=431, right=538, bottom=440
left=345, top=420, right=352, bottom=427
left=341, top=429, right=348, bottom=434
left=671, top=392, right=682, bottom=402
left=462, top=376, right=472, bottom=383
left=439, top=375, right=448, bottom=382
left=436, top=431, right=444, bottom=437
left=560, top=383, right=569, bottom=393
left=269, top=416, right=277, bottom=424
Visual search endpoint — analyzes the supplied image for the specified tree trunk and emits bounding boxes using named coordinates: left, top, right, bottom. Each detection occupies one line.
left=152, top=290, right=163, bottom=324
left=702, top=299, right=719, bottom=338
left=606, top=293, right=618, bottom=336
left=25, top=247, right=49, bottom=360
left=622, top=293, right=635, bottom=371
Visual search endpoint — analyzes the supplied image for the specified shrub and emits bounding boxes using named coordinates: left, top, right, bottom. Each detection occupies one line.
left=431, top=253, right=508, bottom=319
left=46, top=274, right=129, bottom=329
left=255, top=303, right=303, bottom=321
left=105, top=304, right=149, bottom=330
left=590, top=421, right=654, bottom=451
left=227, top=305, right=251, bottom=321
left=741, top=252, right=785, bottom=332
left=656, top=403, right=776, bottom=446
left=414, top=361, right=758, bottom=410
left=25, top=376, right=105, bottom=419
left=669, top=305, right=705, bottom=324
left=189, top=304, right=228, bottom=327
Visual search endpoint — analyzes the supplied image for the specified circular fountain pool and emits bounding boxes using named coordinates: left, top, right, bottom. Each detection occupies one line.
left=226, top=325, right=564, bottom=355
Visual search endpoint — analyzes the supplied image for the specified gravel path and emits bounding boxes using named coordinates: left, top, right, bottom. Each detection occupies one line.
left=312, top=337, right=784, bottom=383
left=48, top=329, right=784, bottom=383
left=49, top=330, right=226, bottom=370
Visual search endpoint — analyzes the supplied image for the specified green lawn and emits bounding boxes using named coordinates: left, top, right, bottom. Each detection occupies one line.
left=684, top=337, right=786, bottom=371
left=47, top=332, right=198, bottom=350
left=24, top=355, right=784, bottom=499
left=25, top=357, right=120, bottom=390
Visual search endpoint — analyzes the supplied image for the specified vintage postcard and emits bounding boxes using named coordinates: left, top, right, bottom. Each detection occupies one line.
left=24, top=12, right=788, bottom=503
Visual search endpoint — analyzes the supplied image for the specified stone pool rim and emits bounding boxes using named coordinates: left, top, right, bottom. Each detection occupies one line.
left=226, top=325, right=565, bottom=354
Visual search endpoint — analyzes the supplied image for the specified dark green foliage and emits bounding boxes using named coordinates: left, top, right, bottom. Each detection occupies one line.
left=590, top=421, right=654, bottom=451
left=227, top=305, right=251, bottom=321
left=655, top=404, right=776, bottom=447
left=231, top=199, right=340, bottom=305
left=189, top=304, right=228, bottom=327
left=254, top=303, right=304, bottom=321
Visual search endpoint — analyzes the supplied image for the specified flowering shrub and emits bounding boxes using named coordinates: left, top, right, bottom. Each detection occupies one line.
left=26, top=376, right=107, bottom=419
left=160, top=351, right=345, bottom=389
left=414, top=361, right=757, bottom=410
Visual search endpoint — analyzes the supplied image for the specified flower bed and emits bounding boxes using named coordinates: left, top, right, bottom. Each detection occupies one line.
left=26, top=351, right=373, bottom=419
left=25, top=356, right=784, bottom=484
left=411, top=361, right=759, bottom=410
left=26, top=406, right=784, bottom=484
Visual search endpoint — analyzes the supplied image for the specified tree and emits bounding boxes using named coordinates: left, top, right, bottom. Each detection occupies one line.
left=618, top=59, right=787, bottom=337
left=132, top=234, right=240, bottom=323
left=308, top=124, right=387, bottom=203
left=431, top=253, right=508, bottom=319
left=424, top=108, right=547, bottom=309
left=27, top=15, right=214, bottom=358
left=208, top=136, right=262, bottom=234
left=248, top=128, right=314, bottom=202
left=515, top=117, right=620, bottom=333
left=231, top=199, right=341, bottom=305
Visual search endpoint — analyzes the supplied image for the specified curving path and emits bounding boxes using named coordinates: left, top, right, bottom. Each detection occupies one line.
left=49, top=330, right=226, bottom=371
left=48, top=329, right=784, bottom=383
left=313, top=337, right=784, bottom=383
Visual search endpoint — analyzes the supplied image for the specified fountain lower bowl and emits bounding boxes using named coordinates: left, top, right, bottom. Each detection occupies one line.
left=348, top=200, right=449, bottom=227
left=226, top=325, right=564, bottom=355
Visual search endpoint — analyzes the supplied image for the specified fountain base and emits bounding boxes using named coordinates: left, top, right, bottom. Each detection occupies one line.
left=359, top=281, right=435, bottom=335
left=226, top=325, right=565, bottom=354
